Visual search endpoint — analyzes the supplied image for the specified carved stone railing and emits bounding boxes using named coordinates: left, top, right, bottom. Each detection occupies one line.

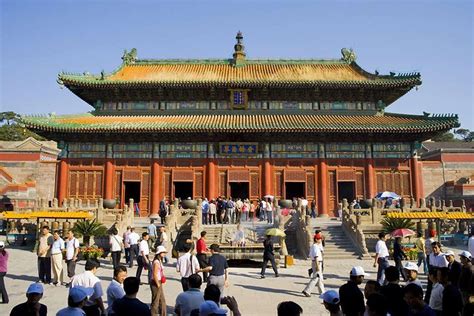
left=341, top=199, right=370, bottom=258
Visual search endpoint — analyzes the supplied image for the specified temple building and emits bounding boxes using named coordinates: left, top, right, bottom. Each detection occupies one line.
left=22, top=33, right=459, bottom=217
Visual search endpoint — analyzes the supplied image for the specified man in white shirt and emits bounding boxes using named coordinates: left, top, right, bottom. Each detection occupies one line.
left=136, top=232, right=150, bottom=283
left=159, top=226, right=169, bottom=264
left=109, top=231, right=123, bottom=269
left=126, top=227, right=140, bottom=268
left=302, top=236, right=325, bottom=297
left=51, top=230, right=65, bottom=286
left=71, top=259, right=105, bottom=315
left=428, top=268, right=443, bottom=313
left=374, top=232, right=390, bottom=285
left=176, top=243, right=200, bottom=292
left=301, top=197, right=309, bottom=216
left=106, top=266, right=127, bottom=316
left=65, top=230, right=80, bottom=284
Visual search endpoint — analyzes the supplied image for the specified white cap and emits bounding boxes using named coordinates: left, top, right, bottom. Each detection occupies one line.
left=459, top=250, right=472, bottom=259
left=156, top=245, right=167, bottom=254
left=404, top=262, right=419, bottom=271
left=350, top=266, right=370, bottom=277
left=0, top=241, right=4, bottom=247
left=444, top=250, right=455, bottom=257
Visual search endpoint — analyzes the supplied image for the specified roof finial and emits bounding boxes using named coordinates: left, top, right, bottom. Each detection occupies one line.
left=232, top=31, right=246, bottom=67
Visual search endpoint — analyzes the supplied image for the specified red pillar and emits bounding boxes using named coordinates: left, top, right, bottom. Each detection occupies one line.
left=57, top=159, right=68, bottom=206
left=207, top=160, right=216, bottom=200
left=365, top=158, right=376, bottom=199
left=411, top=157, right=423, bottom=205
left=151, top=160, right=160, bottom=215
left=318, top=159, right=328, bottom=217
left=264, top=160, right=273, bottom=196
left=104, top=159, right=114, bottom=200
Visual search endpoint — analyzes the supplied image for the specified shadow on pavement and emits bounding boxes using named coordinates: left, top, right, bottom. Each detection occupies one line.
left=7, top=274, right=39, bottom=282
left=233, top=283, right=304, bottom=297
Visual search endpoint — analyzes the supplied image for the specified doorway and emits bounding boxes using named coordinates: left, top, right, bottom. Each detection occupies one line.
left=124, top=181, right=141, bottom=204
left=229, top=182, right=249, bottom=199
left=337, top=181, right=355, bottom=202
left=174, top=181, right=193, bottom=200
left=285, top=182, right=305, bottom=200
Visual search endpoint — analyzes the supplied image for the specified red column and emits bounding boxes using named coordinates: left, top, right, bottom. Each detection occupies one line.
left=207, top=160, right=216, bottom=200
left=104, top=159, right=114, bottom=200
left=411, top=157, right=423, bottom=205
left=57, top=159, right=68, bottom=206
left=264, top=160, right=273, bottom=196
left=151, top=160, right=160, bottom=215
left=318, top=159, right=328, bottom=217
left=417, top=160, right=425, bottom=199
left=365, top=158, right=376, bottom=199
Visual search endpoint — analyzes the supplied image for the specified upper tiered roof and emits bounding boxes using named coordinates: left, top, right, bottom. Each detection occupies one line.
left=57, top=33, right=421, bottom=106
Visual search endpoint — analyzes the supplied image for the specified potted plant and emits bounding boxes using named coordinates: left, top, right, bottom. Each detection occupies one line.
left=72, top=219, right=108, bottom=246
left=80, top=245, right=104, bottom=260
left=380, top=217, right=415, bottom=235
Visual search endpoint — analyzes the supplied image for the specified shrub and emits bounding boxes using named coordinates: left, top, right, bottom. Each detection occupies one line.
left=72, top=219, right=108, bottom=246
left=380, top=217, right=415, bottom=235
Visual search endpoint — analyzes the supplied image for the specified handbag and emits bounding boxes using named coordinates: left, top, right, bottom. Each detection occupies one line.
left=160, top=264, right=166, bottom=284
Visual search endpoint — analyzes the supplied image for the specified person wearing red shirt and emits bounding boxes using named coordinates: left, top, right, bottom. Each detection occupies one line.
left=197, top=231, right=210, bottom=282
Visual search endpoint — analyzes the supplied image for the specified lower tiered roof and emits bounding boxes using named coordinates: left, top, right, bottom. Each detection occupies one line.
left=21, top=112, right=458, bottom=135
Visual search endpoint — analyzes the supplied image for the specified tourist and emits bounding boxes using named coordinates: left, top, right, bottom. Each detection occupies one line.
left=259, top=198, right=266, bottom=221
left=176, top=243, right=200, bottom=291
left=458, top=251, right=473, bottom=309
left=136, top=232, right=151, bottom=282
left=310, top=199, right=317, bottom=218
left=242, top=199, right=250, bottom=222
left=159, top=198, right=167, bottom=225
left=393, top=236, right=408, bottom=281
left=37, top=225, right=53, bottom=284
left=57, top=286, right=93, bottom=316
left=339, top=266, right=368, bottom=316
left=158, top=226, right=169, bottom=264
left=260, top=234, right=279, bottom=279
left=200, top=285, right=241, bottom=316
left=438, top=267, right=463, bottom=316
left=209, top=200, right=217, bottom=225
left=111, top=277, right=150, bottom=316
left=428, top=268, right=443, bottom=314
left=444, top=250, right=461, bottom=287
left=302, top=235, right=324, bottom=297
left=266, top=198, right=273, bottom=224
left=301, top=197, right=309, bottom=215
left=337, top=203, right=343, bottom=220
left=404, top=283, right=436, bottom=316
left=468, top=231, right=474, bottom=263
left=122, top=226, right=131, bottom=265
left=51, top=230, right=65, bottom=286
left=0, top=241, right=9, bottom=304
left=232, top=224, right=245, bottom=247
left=425, top=241, right=448, bottom=303
left=126, top=227, right=140, bottom=268
left=216, top=197, right=225, bottom=224
left=151, top=245, right=167, bottom=316
left=174, top=274, right=205, bottom=316
left=200, top=244, right=229, bottom=298
left=10, top=283, right=47, bottom=316
left=380, top=266, right=408, bottom=316
left=147, top=219, right=157, bottom=250
left=364, top=280, right=381, bottom=301
left=109, top=229, right=124, bottom=270
left=227, top=198, right=235, bottom=224
left=196, top=231, right=210, bottom=282
left=235, top=198, right=243, bottom=224
left=71, top=259, right=105, bottom=316
left=415, top=231, right=428, bottom=275
left=202, top=198, right=209, bottom=225
left=374, top=232, right=390, bottom=285
left=106, top=265, right=127, bottom=316
left=404, top=262, right=423, bottom=288
left=65, top=230, right=80, bottom=285
left=320, top=290, right=342, bottom=316
left=425, top=230, right=437, bottom=266
left=277, top=301, right=303, bottom=316
left=365, top=293, right=388, bottom=316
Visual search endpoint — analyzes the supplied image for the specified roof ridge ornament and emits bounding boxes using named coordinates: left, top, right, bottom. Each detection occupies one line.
left=341, top=48, right=356, bottom=63
left=122, top=48, right=137, bottom=65
left=232, top=31, right=246, bottom=67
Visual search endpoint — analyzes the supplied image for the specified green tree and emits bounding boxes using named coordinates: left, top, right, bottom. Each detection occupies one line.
left=0, top=111, right=45, bottom=141
left=454, top=128, right=473, bottom=142
left=431, top=131, right=457, bottom=142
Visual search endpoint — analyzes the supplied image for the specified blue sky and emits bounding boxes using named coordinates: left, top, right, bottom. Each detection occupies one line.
left=1, top=0, right=472, bottom=129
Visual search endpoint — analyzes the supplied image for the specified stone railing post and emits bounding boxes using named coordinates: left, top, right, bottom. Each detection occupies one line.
left=196, top=199, right=202, bottom=229
left=98, top=198, right=104, bottom=211
left=52, top=198, right=58, bottom=208
left=420, top=198, right=426, bottom=209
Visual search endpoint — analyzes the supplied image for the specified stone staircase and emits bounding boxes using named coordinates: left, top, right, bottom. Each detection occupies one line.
left=315, top=220, right=361, bottom=260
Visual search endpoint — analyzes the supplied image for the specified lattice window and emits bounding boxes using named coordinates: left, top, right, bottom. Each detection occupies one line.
left=376, top=173, right=384, bottom=192
left=141, top=171, right=150, bottom=197
left=194, top=171, right=203, bottom=198
left=306, top=172, right=315, bottom=198
left=401, top=172, right=411, bottom=196
left=86, top=172, right=95, bottom=197
left=123, top=170, right=141, bottom=181
left=78, top=172, right=86, bottom=197
left=219, top=172, right=227, bottom=197
left=228, top=170, right=250, bottom=182
left=163, top=172, right=172, bottom=200
left=173, top=170, right=194, bottom=181
left=329, top=171, right=336, bottom=198
left=114, top=171, right=122, bottom=202
left=285, top=170, right=306, bottom=182
left=69, top=172, right=77, bottom=196
left=250, top=173, right=259, bottom=198
left=274, top=172, right=283, bottom=199
left=338, top=170, right=355, bottom=181
left=356, top=172, right=364, bottom=197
